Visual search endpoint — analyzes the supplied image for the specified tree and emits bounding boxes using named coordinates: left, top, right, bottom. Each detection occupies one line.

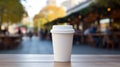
left=33, top=5, right=66, bottom=29
left=0, top=0, right=26, bottom=24
left=33, top=15, right=40, bottom=29
left=94, top=0, right=120, bottom=8
left=40, top=5, right=65, bottom=21
left=37, top=5, right=65, bottom=27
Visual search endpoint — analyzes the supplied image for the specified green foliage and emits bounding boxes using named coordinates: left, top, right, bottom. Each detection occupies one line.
left=39, top=5, right=65, bottom=23
left=95, top=0, right=120, bottom=8
left=33, top=5, right=66, bottom=29
left=0, top=0, right=25, bottom=24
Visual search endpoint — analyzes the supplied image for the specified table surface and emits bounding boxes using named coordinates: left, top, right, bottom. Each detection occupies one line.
left=0, top=54, right=120, bottom=67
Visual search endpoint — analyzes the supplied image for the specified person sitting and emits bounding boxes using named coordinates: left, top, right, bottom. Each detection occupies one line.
left=103, top=26, right=114, bottom=49
left=84, top=27, right=90, bottom=35
left=89, top=25, right=99, bottom=47
left=73, top=29, right=82, bottom=44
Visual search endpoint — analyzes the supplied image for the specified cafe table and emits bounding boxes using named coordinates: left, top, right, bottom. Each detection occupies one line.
left=0, top=54, right=120, bottom=67
left=0, top=34, right=22, bottom=49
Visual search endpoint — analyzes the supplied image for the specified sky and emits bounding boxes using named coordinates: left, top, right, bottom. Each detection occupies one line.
left=21, top=0, right=66, bottom=18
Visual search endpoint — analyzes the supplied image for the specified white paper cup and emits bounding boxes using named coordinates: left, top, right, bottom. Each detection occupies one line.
left=51, top=25, right=75, bottom=62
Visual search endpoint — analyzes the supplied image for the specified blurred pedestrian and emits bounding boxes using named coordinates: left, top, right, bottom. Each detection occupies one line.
left=17, top=27, right=22, bottom=36
left=40, top=26, right=48, bottom=40
left=28, top=31, right=33, bottom=40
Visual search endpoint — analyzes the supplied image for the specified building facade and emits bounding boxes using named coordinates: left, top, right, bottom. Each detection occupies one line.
left=47, top=0, right=56, bottom=5
left=61, top=0, right=87, bottom=10
left=66, top=0, right=93, bottom=16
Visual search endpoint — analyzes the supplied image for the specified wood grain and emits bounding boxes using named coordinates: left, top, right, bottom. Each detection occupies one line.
left=0, top=54, right=120, bottom=67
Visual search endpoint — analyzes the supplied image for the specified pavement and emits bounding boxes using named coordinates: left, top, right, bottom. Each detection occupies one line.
left=0, top=36, right=120, bottom=54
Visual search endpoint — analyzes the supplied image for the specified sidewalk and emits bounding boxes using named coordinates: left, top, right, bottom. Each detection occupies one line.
left=0, top=36, right=120, bottom=54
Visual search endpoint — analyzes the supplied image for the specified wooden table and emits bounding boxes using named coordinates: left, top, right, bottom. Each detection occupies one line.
left=0, top=54, right=120, bottom=67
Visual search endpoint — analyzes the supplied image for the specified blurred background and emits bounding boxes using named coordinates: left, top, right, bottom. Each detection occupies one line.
left=0, top=0, right=120, bottom=54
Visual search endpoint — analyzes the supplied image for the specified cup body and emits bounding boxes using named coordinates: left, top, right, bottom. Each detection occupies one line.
left=51, top=25, right=74, bottom=62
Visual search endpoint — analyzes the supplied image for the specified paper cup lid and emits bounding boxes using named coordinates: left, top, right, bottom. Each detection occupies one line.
left=51, top=25, right=75, bottom=33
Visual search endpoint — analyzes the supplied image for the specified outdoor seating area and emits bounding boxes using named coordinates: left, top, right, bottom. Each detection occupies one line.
left=0, top=34, right=22, bottom=50
left=0, top=0, right=120, bottom=67
left=43, top=1, right=120, bottom=50
left=0, top=0, right=120, bottom=53
left=73, top=27, right=120, bottom=49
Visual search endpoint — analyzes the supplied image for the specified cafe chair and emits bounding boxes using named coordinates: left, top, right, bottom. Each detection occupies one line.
left=3, top=37, right=16, bottom=49
left=87, top=34, right=95, bottom=47
left=104, top=35, right=114, bottom=49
